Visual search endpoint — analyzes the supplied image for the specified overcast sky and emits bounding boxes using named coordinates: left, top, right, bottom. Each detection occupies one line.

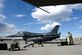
left=0, top=0, right=82, bottom=37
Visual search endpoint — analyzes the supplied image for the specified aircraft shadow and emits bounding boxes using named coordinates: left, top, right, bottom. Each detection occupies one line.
left=43, top=42, right=60, bottom=44
left=19, top=49, right=27, bottom=51
left=57, top=43, right=82, bottom=46
left=43, top=42, right=82, bottom=46
left=8, top=49, right=27, bottom=52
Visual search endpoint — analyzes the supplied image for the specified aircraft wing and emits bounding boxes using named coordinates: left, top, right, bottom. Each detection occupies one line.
left=27, top=37, right=43, bottom=41
left=23, top=0, right=82, bottom=7
left=23, top=0, right=82, bottom=14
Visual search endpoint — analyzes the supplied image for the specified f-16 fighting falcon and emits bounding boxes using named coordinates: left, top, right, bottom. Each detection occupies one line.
left=7, top=25, right=60, bottom=45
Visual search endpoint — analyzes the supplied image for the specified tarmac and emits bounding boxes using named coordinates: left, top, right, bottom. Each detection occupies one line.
left=0, top=39, right=82, bottom=55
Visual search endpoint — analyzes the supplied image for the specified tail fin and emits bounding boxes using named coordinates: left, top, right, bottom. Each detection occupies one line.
left=50, top=25, right=60, bottom=33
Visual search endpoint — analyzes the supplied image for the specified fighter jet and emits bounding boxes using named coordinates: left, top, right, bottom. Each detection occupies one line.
left=7, top=25, right=60, bottom=44
left=23, top=0, right=82, bottom=14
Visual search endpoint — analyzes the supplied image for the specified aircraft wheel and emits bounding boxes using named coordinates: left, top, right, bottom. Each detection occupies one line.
left=18, top=47, right=20, bottom=50
left=9, top=48, right=12, bottom=51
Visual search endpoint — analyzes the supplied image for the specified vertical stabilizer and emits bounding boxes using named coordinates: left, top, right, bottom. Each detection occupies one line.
left=50, top=25, right=60, bottom=33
